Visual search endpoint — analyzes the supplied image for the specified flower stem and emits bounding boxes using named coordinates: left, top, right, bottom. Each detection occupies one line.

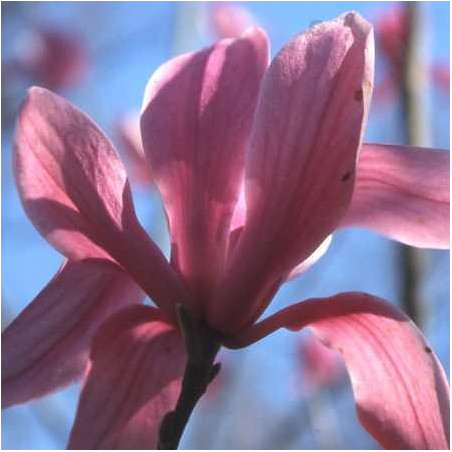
left=157, top=305, right=221, bottom=449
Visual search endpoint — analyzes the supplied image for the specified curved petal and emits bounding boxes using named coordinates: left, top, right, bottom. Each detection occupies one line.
left=14, top=87, right=186, bottom=315
left=229, top=292, right=450, bottom=450
left=141, top=28, right=269, bottom=311
left=340, top=143, right=450, bottom=249
left=210, top=12, right=374, bottom=332
left=2, top=260, right=143, bottom=408
left=68, top=305, right=186, bottom=449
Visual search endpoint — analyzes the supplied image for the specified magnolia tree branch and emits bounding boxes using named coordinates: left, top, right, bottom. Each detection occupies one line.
left=399, top=1, right=430, bottom=328
left=157, top=305, right=221, bottom=449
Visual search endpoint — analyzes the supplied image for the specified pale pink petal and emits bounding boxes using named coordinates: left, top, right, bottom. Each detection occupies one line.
left=210, top=2, right=256, bottom=39
left=141, top=29, right=269, bottom=310
left=2, top=260, right=143, bottom=408
left=210, top=13, right=374, bottom=332
left=286, top=235, right=332, bottom=281
left=229, top=292, right=450, bottom=450
left=68, top=305, right=185, bottom=449
left=14, top=87, right=186, bottom=316
left=340, top=143, right=450, bottom=249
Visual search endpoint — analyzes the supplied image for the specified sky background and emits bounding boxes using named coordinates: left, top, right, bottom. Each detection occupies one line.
left=1, top=1, right=450, bottom=449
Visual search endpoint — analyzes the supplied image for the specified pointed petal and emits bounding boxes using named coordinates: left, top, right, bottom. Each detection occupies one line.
left=341, top=143, right=450, bottom=249
left=14, top=87, right=186, bottom=315
left=68, top=305, right=185, bottom=450
left=210, top=13, right=374, bottom=332
left=141, top=29, right=269, bottom=309
left=230, top=292, right=450, bottom=450
left=2, top=260, right=143, bottom=408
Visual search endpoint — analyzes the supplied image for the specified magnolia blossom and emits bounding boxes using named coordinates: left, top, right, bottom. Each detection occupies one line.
left=375, top=6, right=450, bottom=100
left=210, top=2, right=256, bottom=39
left=297, top=334, right=345, bottom=393
left=2, top=13, right=450, bottom=450
left=13, top=26, right=87, bottom=91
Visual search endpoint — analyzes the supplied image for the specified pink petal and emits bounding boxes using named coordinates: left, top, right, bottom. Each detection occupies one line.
left=141, top=29, right=269, bottom=310
left=2, top=260, right=143, bottom=408
left=230, top=292, right=450, bottom=449
left=68, top=305, right=185, bottom=449
left=14, top=87, right=186, bottom=316
left=210, top=13, right=374, bottom=332
left=340, top=143, right=450, bottom=249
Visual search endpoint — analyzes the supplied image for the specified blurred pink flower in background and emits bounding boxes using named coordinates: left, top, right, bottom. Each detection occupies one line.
left=374, top=5, right=449, bottom=101
left=2, top=12, right=450, bottom=450
left=210, top=2, right=256, bottom=38
left=13, top=25, right=87, bottom=90
left=297, top=334, right=345, bottom=393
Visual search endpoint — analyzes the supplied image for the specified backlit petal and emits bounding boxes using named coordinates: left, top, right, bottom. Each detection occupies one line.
left=141, top=29, right=269, bottom=310
left=211, top=13, right=374, bottom=332
left=2, top=260, right=143, bottom=408
left=341, top=143, right=450, bottom=248
left=229, top=292, right=450, bottom=450
left=68, top=305, right=185, bottom=449
left=14, top=87, right=186, bottom=315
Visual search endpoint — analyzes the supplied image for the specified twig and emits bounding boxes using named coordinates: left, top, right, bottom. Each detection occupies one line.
left=157, top=305, right=221, bottom=449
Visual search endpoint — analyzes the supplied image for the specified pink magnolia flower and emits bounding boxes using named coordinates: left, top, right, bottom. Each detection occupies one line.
left=296, top=334, right=345, bottom=393
left=210, top=2, right=257, bottom=39
left=14, top=25, right=87, bottom=90
left=374, top=6, right=449, bottom=101
left=3, top=12, right=450, bottom=449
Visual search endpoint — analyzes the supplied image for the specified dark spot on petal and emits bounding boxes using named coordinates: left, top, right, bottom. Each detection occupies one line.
left=425, top=346, right=432, bottom=354
left=354, top=89, right=363, bottom=101
left=341, top=170, right=353, bottom=182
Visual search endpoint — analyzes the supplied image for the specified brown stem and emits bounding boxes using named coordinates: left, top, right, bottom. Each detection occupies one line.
left=399, top=1, right=429, bottom=328
left=157, top=305, right=221, bottom=449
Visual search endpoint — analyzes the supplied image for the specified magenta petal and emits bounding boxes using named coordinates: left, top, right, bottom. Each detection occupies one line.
left=141, top=28, right=269, bottom=309
left=230, top=293, right=450, bottom=450
left=2, top=260, right=143, bottom=408
left=68, top=305, right=185, bottom=449
left=210, top=13, right=374, bottom=332
left=14, top=87, right=186, bottom=315
left=341, top=143, right=450, bottom=249
left=14, top=87, right=134, bottom=261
